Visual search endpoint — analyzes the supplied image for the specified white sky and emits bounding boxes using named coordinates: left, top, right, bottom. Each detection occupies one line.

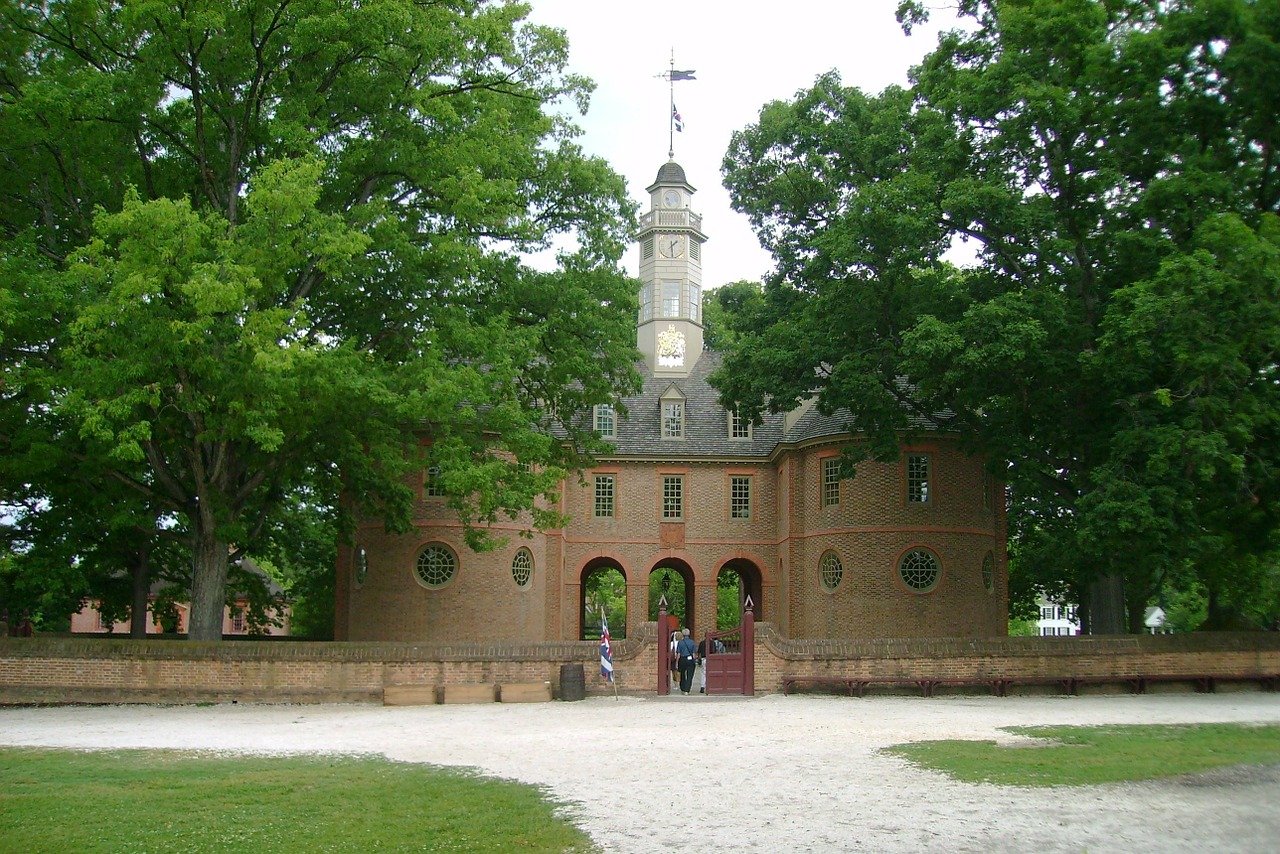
left=525, top=1, right=965, bottom=288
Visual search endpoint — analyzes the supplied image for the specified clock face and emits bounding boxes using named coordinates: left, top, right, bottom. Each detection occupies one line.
left=659, top=235, right=685, bottom=258
left=663, top=190, right=680, bottom=208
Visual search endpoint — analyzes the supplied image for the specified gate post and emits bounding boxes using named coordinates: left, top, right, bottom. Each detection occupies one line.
left=742, top=599, right=755, bottom=696
left=658, top=603, right=670, bottom=695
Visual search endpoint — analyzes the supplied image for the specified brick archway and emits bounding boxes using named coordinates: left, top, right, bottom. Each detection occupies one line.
left=580, top=557, right=626, bottom=641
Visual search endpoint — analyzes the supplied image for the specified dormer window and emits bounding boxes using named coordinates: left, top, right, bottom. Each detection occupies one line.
left=729, top=409, right=751, bottom=440
left=660, top=385, right=686, bottom=439
left=662, top=401, right=684, bottom=438
left=594, top=404, right=616, bottom=438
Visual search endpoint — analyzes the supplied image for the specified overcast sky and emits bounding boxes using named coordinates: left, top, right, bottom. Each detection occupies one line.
left=525, top=1, right=965, bottom=288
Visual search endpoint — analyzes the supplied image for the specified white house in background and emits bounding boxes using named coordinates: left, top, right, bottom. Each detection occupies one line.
left=1034, top=599, right=1170, bottom=636
left=1144, top=606, right=1169, bottom=634
left=1036, top=596, right=1079, bottom=636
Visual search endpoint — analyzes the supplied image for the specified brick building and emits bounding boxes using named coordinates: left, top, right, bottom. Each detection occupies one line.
left=337, top=160, right=1007, bottom=643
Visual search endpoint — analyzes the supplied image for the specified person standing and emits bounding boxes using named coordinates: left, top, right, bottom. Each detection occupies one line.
left=676, top=628, right=698, bottom=694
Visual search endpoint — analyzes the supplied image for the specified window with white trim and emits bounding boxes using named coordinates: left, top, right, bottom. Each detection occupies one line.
left=907, top=454, right=930, bottom=503
left=730, top=476, right=751, bottom=519
left=511, top=548, right=533, bottom=589
left=899, top=548, right=940, bottom=592
left=729, top=409, right=751, bottom=440
left=594, top=475, right=615, bottom=518
left=685, top=283, right=701, bottom=322
left=820, top=550, right=843, bottom=592
left=415, top=543, right=457, bottom=588
left=662, top=280, right=681, bottom=317
left=662, top=476, right=684, bottom=520
left=594, top=403, right=615, bottom=438
left=425, top=466, right=445, bottom=497
left=822, top=458, right=841, bottom=507
left=640, top=283, right=653, bottom=321
left=662, top=401, right=684, bottom=439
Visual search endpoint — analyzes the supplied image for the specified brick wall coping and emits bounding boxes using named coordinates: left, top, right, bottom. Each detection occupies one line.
left=0, top=621, right=662, bottom=665
left=754, top=626, right=1280, bottom=660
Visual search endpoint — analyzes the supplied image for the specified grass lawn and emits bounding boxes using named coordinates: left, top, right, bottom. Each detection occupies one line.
left=883, top=722, right=1280, bottom=787
left=0, top=747, right=597, bottom=853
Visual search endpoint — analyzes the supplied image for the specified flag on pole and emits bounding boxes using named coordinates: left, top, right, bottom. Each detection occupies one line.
left=672, top=104, right=684, bottom=132
left=600, top=612, right=614, bottom=682
left=669, top=69, right=697, bottom=81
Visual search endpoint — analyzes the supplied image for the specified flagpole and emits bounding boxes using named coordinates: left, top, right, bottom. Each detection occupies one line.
left=668, top=49, right=675, bottom=159
left=602, top=606, right=619, bottom=699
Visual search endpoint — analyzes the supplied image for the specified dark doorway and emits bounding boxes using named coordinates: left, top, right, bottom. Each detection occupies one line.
left=580, top=560, right=626, bottom=640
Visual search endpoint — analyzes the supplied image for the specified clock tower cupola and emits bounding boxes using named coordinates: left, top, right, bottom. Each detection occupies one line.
left=636, top=160, right=707, bottom=375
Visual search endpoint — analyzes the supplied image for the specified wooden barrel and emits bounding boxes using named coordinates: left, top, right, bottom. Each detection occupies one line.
left=559, top=663, right=585, bottom=701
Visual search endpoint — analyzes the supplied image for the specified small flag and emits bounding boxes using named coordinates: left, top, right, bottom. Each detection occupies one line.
left=669, top=69, right=697, bottom=81
left=600, top=612, right=614, bottom=682
left=672, top=104, right=684, bottom=132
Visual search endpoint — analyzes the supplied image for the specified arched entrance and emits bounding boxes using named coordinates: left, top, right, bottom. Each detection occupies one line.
left=717, top=558, right=763, bottom=627
left=580, top=559, right=626, bottom=640
left=647, top=561, right=694, bottom=632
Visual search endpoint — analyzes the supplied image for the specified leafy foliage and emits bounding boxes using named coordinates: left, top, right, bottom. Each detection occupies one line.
left=715, top=0, right=1280, bottom=632
left=0, top=1, right=641, bottom=638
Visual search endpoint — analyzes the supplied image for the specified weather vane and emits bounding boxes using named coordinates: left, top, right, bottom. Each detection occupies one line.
left=657, top=50, right=696, bottom=159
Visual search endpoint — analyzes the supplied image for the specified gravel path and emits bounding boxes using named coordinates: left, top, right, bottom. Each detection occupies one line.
left=4, top=692, right=1279, bottom=853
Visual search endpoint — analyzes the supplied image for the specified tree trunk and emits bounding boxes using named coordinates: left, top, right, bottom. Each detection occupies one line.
left=188, top=534, right=230, bottom=641
left=1084, top=573, right=1126, bottom=634
left=129, top=546, right=150, bottom=639
left=1126, top=594, right=1148, bottom=636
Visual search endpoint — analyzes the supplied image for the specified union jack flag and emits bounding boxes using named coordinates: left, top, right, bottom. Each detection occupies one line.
left=600, top=612, right=614, bottom=682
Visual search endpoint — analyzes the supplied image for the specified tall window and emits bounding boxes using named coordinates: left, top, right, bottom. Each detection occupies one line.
left=729, top=410, right=751, bottom=440
left=662, top=401, right=684, bottom=438
left=639, top=283, right=653, bottom=321
left=662, top=280, right=681, bottom=316
left=662, top=475, right=684, bottom=520
left=907, top=454, right=930, bottom=503
left=730, top=476, right=751, bottom=519
left=594, top=403, right=615, bottom=438
left=684, top=283, right=701, bottom=322
left=822, top=458, right=841, bottom=507
left=425, top=466, right=445, bottom=497
left=594, top=475, right=615, bottom=518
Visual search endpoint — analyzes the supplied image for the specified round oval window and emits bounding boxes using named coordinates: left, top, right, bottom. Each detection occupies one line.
left=414, top=544, right=457, bottom=588
left=899, top=548, right=940, bottom=593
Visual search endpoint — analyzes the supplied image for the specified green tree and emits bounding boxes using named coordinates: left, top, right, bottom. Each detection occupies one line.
left=0, top=1, right=640, bottom=640
left=702, top=280, right=765, bottom=351
left=715, top=0, right=1280, bottom=633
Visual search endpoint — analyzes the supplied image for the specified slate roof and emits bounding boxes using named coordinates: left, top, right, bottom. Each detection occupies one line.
left=647, top=160, right=695, bottom=192
left=595, top=350, right=948, bottom=461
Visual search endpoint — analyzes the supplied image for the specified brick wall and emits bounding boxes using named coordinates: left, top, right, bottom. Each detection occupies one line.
left=4, top=625, right=1277, bottom=705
